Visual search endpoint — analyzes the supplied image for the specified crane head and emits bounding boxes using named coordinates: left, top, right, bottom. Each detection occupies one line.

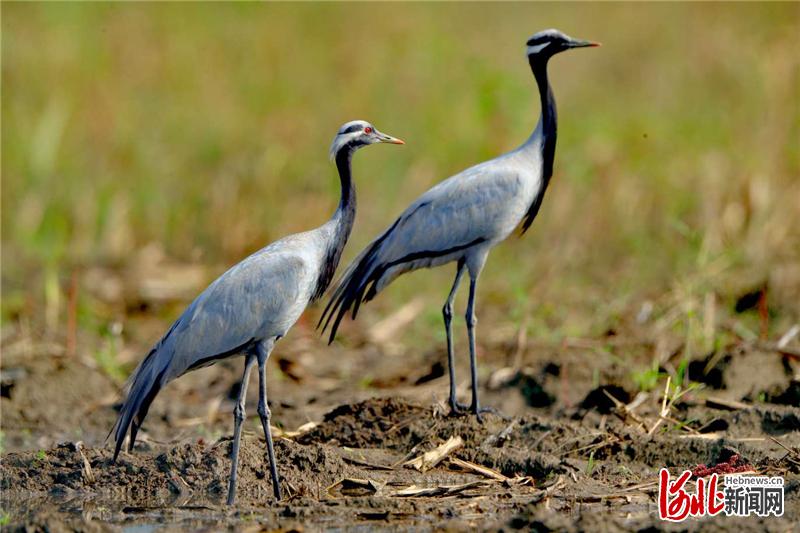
left=330, top=120, right=404, bottom=160
left=526, top=29, right=600, bottom=59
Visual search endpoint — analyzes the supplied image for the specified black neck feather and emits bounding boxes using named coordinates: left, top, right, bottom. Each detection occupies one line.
left=311, top=145, right=357, bottom=301
left=521, top=55, right=557, bottom=233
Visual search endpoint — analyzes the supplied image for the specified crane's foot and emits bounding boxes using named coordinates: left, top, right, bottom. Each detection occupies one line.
left=448, top=398, right=470, bottom=416
left=472, top=405, right=489, bottom=424
left=469, top=404, right=510, bottom=423
left=448, top=401, right=502, bottom=422
left=449, top=397, right=509, bottom=422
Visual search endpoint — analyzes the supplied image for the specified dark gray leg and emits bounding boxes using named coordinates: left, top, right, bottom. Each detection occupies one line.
left=443, top=259, right=466, bottom=414
left=227, top=354, right=256, bottom=505
left=465, top=275, right=482, bottom=419
left=256, top=340, right=282, bottom=500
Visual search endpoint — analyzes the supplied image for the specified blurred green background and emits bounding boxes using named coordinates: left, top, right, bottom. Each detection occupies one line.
left=2, top=3, right=799, bottom=359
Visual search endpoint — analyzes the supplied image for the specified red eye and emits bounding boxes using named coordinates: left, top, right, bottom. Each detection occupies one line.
left=364, top=127, right=373, bottom=134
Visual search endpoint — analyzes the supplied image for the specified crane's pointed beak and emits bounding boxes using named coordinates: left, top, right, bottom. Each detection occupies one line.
left=568, top=39, right=601, bottom=49
left=377, top=131, right=405, bottom=145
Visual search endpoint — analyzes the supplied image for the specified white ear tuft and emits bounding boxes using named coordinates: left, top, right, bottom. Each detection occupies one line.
left=330, top=131, right=361, bottom=160
left=527, top=42, right=550, bottom=56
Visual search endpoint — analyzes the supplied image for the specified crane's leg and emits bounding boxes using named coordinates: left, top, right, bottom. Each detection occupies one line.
left=256, top=339, right=282, bottom=500
left=465, top=274, right=483, bottom=419
left=443, top=259, right=467, bottom=414
left=227, top=354, right=256, bottom=505
left=464, top=252, right=497, bottom=422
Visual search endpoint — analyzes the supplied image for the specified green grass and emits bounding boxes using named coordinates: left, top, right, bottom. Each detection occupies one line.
left=2, top=3, right=799, bottom=351
left=632, top=361, right=662, bottom=393
left=32, top=449, right=47, bottom=467
left=586, top=450, right=596, bottom=477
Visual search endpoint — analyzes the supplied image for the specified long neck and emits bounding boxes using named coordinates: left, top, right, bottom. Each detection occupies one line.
left=520, top=56, right=558, bottom=233
left=311, top=146, right=357, bottom=300
left=333, top=146, right=357, bottom=238
left=337, top=146, right=356, bottom=207
left=530, top=55, right=557, bottom=179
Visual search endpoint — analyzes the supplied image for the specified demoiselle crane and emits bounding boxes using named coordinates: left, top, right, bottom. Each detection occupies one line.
left=111, top=120, right=404, bottom=504
left=321, top=30, right=598, bottom=418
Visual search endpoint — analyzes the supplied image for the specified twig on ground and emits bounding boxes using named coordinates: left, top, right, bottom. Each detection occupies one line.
left=571, top=494, right=630, bottom=503
left=754, top=340, right=800, bottom=362
left=326, top=478, right=380, bottom=496
left=768, top=436, right=800, bottom=459
left=626, top=391, right=649, bottom=412
left=74, top=441, right=95, bottom=485
left=394, top=476, right=532, bottom=498
left=777, top=325, right=800, bottom=349
left=705, top=396, right=753, bottom=411
left=275, top=421, right=318, bottom=439
left=617, top=480, right=659, bottom=493
left=449, top=457, right=509, bottom=481
left=648, top=376, right=671, bottom=435
left=391, top=419, right=440, bottom=467
left=678, top=434, right=767, bottom=442
left=404, top=435, right=463, bottom=472
left=603, top=389, right=647, bottom=432
left=394, top=480, right=492, bottom=498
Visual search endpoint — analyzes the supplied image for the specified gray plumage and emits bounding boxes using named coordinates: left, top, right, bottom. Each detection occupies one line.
left=111, top=120, right=403, bottom=504
left=321, top=30, right=598, bottom=417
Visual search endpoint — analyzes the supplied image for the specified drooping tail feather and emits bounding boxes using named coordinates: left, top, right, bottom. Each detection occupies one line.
left=318, top=236, right=387, bottom=344
left=110, top=336, right=173, bottom=460
left=319, top=219, right=486, bottom=344
left=318, top=212, right=412, bottom=343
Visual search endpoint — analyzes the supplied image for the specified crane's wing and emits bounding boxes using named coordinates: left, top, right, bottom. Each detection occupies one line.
left=112, top=240, right=312, bottom=459
left=166, top=249, right=309, bottom=375
left=320, top=162, right=524, bottom=342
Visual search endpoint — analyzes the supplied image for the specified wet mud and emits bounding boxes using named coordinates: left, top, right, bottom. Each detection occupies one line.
left=2, top=333, right=799, bottom=531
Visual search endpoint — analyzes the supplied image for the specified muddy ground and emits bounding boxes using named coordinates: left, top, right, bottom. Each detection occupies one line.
left=1, top=317, right=799, bottom=531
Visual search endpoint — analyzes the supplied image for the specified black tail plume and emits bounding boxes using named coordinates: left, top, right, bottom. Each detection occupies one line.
left=110, top=344, right=171, bottom=460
